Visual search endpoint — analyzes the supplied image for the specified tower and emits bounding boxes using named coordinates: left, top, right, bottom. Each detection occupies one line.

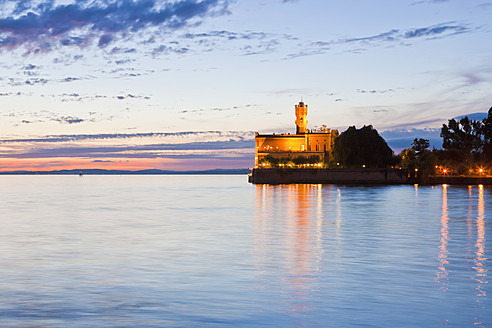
left=295, top=100, right=308, bottom=134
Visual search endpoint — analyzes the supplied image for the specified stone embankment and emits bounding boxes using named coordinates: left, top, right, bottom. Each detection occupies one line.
left=248, top=168, right=408, bottom=184
left=248, top=168, right=492, bottom=185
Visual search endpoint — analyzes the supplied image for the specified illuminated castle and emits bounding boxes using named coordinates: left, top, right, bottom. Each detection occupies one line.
left=255, top=101, right=338, bottom=167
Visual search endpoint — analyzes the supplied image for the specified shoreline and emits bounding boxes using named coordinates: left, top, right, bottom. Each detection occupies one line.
left=248, top=168, right=492, bottom=185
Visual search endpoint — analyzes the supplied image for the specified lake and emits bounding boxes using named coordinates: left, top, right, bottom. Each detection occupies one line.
left=0, top=175, right=490, bottom=327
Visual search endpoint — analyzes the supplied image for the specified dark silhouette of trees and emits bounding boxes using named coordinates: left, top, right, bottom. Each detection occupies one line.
left=483, top=107, right=492, bottom=162
left=400, top=138, right=437, bottom=181
left=412, top=138, right=430, bottom=155
left=400, top=138, right=434, bottom=169
left=332, top=125, right=395, bottom=168
left=440, top=116, right=482, bottom=160
left=398, top=107, right=492, bottom=176
left=438, top=111, right=492, bottom=173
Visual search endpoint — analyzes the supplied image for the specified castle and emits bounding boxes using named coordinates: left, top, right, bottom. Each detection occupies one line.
left=254, top=101, right=338, bottom=168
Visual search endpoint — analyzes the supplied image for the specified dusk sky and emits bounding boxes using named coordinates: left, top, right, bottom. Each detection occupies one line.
left=0, top=0, right=491, bottom=171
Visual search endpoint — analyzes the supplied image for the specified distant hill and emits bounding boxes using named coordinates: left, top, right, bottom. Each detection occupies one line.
left=454, top=112, right=488, bottom=121
left=0, top=168, right=251, bottom=175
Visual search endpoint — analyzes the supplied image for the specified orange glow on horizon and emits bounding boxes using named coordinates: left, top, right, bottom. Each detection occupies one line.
left=0, top=157, right=251, bottom=172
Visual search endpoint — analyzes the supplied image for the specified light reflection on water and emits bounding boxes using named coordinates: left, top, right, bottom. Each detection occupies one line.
left=436, top=184, right=450, bottom=290
left=475, top=185, right=487, bottom=301
left=0, top=176, right=490, bottom=327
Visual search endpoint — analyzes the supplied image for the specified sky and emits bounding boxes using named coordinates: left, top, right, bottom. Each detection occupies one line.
left=0, top=0, right=491, bottom=171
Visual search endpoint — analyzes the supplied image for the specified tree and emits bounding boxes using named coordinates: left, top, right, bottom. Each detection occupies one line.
left=483, top=107, right=492, bottom=162
left=400, top=148, right=416, bottom=170
left=411, top=138, right=430, bottom=155
left=332, top=125, right=394, bottom=168
left=400, top=138, right=436, bottom=179
left=440, top=116, right=482, bottom=160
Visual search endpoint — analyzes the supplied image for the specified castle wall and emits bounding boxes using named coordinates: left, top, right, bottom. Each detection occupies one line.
left=305, top=133, right=331, bottom=152
left=255, top=135, right=305, bottom=152
left=249, top=168, right=408, bottom=184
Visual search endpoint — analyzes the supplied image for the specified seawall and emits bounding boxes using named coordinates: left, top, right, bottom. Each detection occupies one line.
left=248, top=168, right=408, bottom=185
left=248, top=168, right=492, bottom=185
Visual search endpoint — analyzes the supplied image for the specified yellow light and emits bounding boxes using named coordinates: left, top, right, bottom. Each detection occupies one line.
left=479, top=168, right=483, bottom=173
left=415, top=168, right=418, bottom=172
left=443, top=169, right=447, bottom=174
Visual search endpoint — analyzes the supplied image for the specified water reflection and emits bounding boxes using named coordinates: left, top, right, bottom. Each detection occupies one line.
left=468, top=186, right=474, bottom=240
left=254, top=184, right=326, bottom=314
left=436, top=184, right=488, bottom=303
left=436, top=184, right=450, bottom=290
left=475, top=185, right=487, bottom=301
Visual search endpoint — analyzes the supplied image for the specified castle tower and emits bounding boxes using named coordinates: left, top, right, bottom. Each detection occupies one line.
left=295, top=101, right=308, bottom=134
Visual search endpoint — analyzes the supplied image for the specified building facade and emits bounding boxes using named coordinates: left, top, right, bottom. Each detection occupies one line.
left=255, top=101, right=339, bottom=167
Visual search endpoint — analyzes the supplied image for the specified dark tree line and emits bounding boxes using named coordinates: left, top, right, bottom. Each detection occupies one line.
left=400, top=107, right=492, bottom=176
left=437, top=107, right=492, bottom=173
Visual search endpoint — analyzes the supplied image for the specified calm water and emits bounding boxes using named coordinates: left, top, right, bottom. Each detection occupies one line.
left=0, top=175, right=490, bottom=327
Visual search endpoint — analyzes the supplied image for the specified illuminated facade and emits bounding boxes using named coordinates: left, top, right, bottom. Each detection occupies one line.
left=255, top=101, right=339, bottom=167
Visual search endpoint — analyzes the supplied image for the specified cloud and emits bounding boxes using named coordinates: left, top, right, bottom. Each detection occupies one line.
left=51, top=116, right=85, bottom=124
left=0, top=130, right=253, bottom=143
left=180, top=104, right=257, bottom=114
left=404, top=25, right=468, bottom=38
left=0, top=0, right=231, bottom=52
left=60, top=77, right=80, bottom=82
left=357, top=89, right=395, bottom=94
left=343, top=29, right=399, bottom=43
left=8, top=77, right=48, bottom=86
left=477, top=3, right=492, bottom=9
left=412, top=0, right=449, bottom=5
left=462, top=72, right=486, bottom=85
left=183, top=30, right=269, bottom=41
left=340, top=23, right=469, bottom=44
left=0, top=132, right=255, bottom=160
left=2, top=109, right=96, bottom=124
left=152, top=44, right=189, bottom=55
left=23, top=63, right=38, bottom=70
left=109, top=47, right=137, bottom=54
left=115, top=93, right=150, bottom=100
left=181, top=29, right=293, bottom=56
left=287, top=23, right=471, bottom=59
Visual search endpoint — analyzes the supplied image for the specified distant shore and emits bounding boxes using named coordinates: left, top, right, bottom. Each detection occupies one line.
left=0, top=168, right=250, bottom=175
